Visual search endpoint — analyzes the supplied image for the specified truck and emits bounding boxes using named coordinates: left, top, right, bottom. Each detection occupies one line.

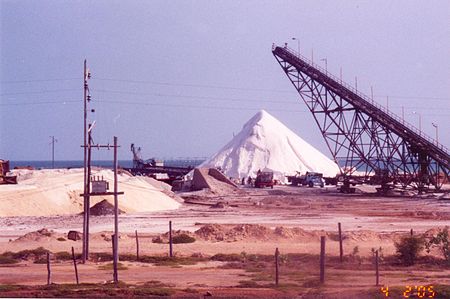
left=287, top=171, right=325, bottom=187
left=254, top=170, right=274, bottom=188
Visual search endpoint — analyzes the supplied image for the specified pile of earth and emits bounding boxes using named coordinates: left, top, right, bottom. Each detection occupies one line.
left=13, top=228, right=60, bottom=243
left=193, top=224, right=319, bottom=242
left=152, top=230, right=195, bottom=243
left=89, top=200, right=125, bottom=216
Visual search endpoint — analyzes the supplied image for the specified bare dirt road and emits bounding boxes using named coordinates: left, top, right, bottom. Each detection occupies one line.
left=0, top=185, right=449, bottom=298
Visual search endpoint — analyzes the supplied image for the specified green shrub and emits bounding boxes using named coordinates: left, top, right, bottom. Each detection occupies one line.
left=211, top=253, right=242, bottom=262
left=90, top=252, right=112, bottom=262
left=13, top=247, right=49, bottom=260
left=395, top=235, right=424, bottom=266
left=55, top=251, right=72, bottom=260
left=172, top=234, right=195, bottom=244
left=238, top=280, right=260, bottom=288
left=425, top=227, right=450, bottom=264
left=98, top=262, right=128, bottom=270
left=0, top=255, right=18, bottom=264
left=133, top=287, right=175, bottom=296
left=34, top=257, right=48, bottom=264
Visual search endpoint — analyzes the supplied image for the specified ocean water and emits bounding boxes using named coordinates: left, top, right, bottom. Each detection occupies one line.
left=10, top=159, right=205, bottom=170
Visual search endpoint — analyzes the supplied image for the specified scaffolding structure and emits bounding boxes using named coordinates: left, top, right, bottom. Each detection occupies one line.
left=272, top=45, right=449, bottom=192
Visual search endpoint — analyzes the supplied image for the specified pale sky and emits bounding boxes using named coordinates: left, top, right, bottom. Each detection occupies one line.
left=1, top=0, right=449, bottom=161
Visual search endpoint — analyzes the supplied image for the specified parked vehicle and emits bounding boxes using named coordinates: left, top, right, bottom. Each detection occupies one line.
left=255, top=171, right=274, bottom=188
left=287, top=171, right=325, bottom=187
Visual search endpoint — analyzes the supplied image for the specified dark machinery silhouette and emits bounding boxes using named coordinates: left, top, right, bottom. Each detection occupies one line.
left=272, top=44, right=449, bottom=192
left=127, top=144, right=193, bottom=185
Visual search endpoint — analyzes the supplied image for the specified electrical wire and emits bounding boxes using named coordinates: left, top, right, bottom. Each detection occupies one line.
left=92, top=88, right=298, bottom=105
left=0, top=78, right=81, bottom=84
left=91, top=77, right=294, bottom=94
left=91, top=77, right=450, bottom=101
left=94, top=99, right=310, bottom=113
left=0, top=100, right=79, bottom=106
left=0, top=89, right=80, bottom=96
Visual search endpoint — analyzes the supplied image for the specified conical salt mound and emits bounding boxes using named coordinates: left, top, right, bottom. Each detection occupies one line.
left=200, top=110, right=340, bottom=180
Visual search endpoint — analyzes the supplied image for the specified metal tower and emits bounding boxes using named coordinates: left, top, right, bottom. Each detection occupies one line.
left=272, top=44, right=449, bottom=191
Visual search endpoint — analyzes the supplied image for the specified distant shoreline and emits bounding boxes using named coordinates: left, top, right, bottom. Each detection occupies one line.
left=10, top=159, right=205, bottom=170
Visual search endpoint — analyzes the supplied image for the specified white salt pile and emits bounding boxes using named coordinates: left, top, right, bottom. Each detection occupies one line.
left=200, top=110, right=340, bottom=181
left=0, top=168, right=181, bottom=217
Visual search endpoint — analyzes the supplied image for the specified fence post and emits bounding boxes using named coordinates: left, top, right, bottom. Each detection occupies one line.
left=275, top=247, right=279, bottom=286
left=338, top=222, right=343, bottom=263
left=71, top=247, right=79, bottom=284
left=320, top=236, right=325, bottom=283
left=375, top=250, right=379, bottom=286
left=46, top=251, right=51, bottom=285
left=169, top=221, right=173, bottom=258
left=410, top=228, right=413, bottom=236
left=135, top=230, right=140, bottom=261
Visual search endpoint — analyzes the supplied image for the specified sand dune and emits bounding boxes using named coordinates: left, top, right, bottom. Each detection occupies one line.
left=0, top=168, right=181, bottom=217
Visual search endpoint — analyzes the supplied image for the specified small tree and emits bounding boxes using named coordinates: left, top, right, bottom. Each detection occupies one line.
left=425, top=227, right=449, bottom=264
left=395, top=235, right=424, bottom=266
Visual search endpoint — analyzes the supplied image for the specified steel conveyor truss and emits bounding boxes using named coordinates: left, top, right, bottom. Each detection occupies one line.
left=272, top=44, right=449, bottom=191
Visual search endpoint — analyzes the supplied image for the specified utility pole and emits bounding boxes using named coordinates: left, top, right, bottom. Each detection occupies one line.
left=50, top=136, right=57, bottom=169
left=113, top=136, right=119, bottom=285
left=82, top=60, right=91, bottom=263
left=86, top=124, right=93, bottom=258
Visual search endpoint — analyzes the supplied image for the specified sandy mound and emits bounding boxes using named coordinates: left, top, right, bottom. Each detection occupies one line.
left=13, top=228, right=60, bottom=243
left=194, top=224, right=319, bottom=242
left=89, top=199, right=125, bottom=216
left=189, top=168, right=243, bottom=196
left=152, top=230, right=196, bottom=243
left=0, top=168, right=181, bottom=216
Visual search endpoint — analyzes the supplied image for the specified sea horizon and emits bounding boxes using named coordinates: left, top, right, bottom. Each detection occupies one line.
left=10, top=159, right=205, bottom=170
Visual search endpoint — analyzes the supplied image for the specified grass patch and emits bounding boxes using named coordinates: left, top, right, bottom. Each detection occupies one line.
left=0, top=282, right=176, bottom=297
left=0, top=285, right=21, bottom=292
left=55, top=251, right=72, bottom=260
left=172, top=233, right=196, bottom=244
left=90, top=252, right=112, bottom=262
left=249, top=272, right=272, bottom=282
left=237, top=280, right=260, bottom=288
left=182, top=287, right=199, bottom=293
left=133, top=287, right=175, bottom=296
left=12, top=247, right=49, bottom=260
left=211, top=253, right=242, bottom=262
left=98, top=262, right=128, bottom=270
left=0, top=255, right=18, bottom=264
left=138, top=255, right=206, bottom=266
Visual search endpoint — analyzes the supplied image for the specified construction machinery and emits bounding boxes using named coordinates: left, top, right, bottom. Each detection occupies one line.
left=125, top=144, right=193, bottom=185
left=0, top=160, right=17, bottom=184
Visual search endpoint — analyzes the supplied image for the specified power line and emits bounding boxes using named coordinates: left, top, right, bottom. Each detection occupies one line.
left=92, top=77, right=294, bottom=94
left=373, top=95, right=450, bottom=101
left=95, top=99, right=310, bottom=113
left=92, top=88, right=299, bottom=105
left=0, top=78, right=81, bottom=84
left=0, top=100, right=79, bottom=106
left=92, top=77, right=450, bottom=101
left=0, top=88, right=80, bottom=96
left=1, top=97, right=449, bottom=115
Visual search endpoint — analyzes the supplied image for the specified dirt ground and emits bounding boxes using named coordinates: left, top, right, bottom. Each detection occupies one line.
left=0, top=185, right=449, bottom=298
